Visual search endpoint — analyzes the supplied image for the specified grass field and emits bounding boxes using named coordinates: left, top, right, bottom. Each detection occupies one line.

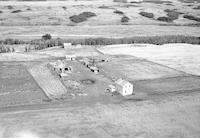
left=0, top=0, right=199, bottom=40
left=97, top=55, right=186, bottom=81
left=0, top=25, right=200, bottom=40
left=0, top=62, right=48, bottom=107
left=98, top=44, right=200, bottom=75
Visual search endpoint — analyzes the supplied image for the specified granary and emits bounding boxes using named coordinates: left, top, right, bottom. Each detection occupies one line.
left=63, top=43, right=72, bottom=49
left=90, top=66, right=99, bottom=74
left=65, top=54, right=76, bottom=61
left=115, top=78, right=133, bottom=96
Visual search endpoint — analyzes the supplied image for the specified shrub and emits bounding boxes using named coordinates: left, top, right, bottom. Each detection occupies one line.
left=69, top=12, right=96, bottom=23
left=183, top=15, right=200, bottom=22
left=0, top=11, right=3, bottom=14
left=11, top=10, right=22, bottom=13
left=157, top=16, right=173, bottom=22
left=121, top=16, right=130, bottom=23
left=0, top=45, right=13, bottom=53
left=69, top=15, right=87, bottom=23
left=139, top=11, right=154, bottom=18
left=62, top=6, right=67, bottom=10
left=114, top=10, right=124, bottom=15
left=26, top=8, right=31, bottom=11
left=193, top=5, right=200, bottom=9
left=164, top=9, right=183, bottom=21
left=2, top=38, right=25, bottom=45
left=98, top=5, right=113, bottom=9
left=79, top=12, right=96, bottom=18
left=6, top=5, right=13, bottom=10
left=42, top=34, right=52, bottom=40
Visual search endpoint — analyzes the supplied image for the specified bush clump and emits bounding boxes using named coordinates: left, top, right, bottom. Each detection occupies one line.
left=26, top=8, right=31, bottom=11
left=98, top=5, right=113, bottom=9
left=157, top=16, right=173, bottom=22
left=114, top=10, right=124, bottom=15
left=11, top=10, right=22, bottom=13
left=6, top=5, right=13, bottom=10
left=121, top=16, right=130, bottom=23
left=0, top=11, right=3, bottom=14
left=42, top=34, right=52, bottom=40
left=164, top=9, right=182, bottom=20
left=0, top=45, right=15, bottom=53
left=183, top=15, right=200, bottom=22
left=139, top=11, right=154, bottom=18
left=1, top=38, right=26, bottom=45
left=193, top=5, right=200, bottom=9
left=62, top=6, right=67, bottom=10
left=69, top=12, right=96, bottom=23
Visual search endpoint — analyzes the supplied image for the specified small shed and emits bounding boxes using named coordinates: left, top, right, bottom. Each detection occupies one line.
left=90, top=66, right=99, bottom=74
left=107, top=85, right=116, bottom=93
left=115, top=78, right=133, bottom=96
left=66, top=55, right=76, bottom=61
left=63, top=43, right=72, bottom=49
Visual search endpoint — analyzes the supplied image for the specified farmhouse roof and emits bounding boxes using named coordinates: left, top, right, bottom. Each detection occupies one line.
left=116, top=78, right=131, bottom=87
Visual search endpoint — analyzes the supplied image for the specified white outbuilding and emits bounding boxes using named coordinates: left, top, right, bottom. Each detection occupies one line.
left=115, top=78, right=133, bottom=96
left=63, top=43, right=72, bottom=49
left=65, top=55, right=76, bottom=61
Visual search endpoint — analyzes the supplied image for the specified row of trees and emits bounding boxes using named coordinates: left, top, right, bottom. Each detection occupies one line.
left=1, top=34, right=200, bottom=53
left=0, top=45, right=15, bottom=53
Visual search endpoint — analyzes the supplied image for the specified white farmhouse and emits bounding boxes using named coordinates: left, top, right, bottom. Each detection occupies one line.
left=115, top=78, right=133, bottom=96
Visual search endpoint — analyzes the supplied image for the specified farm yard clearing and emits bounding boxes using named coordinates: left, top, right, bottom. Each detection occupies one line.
left=1, top=0, right=200, bottom=137
left=1, top=43, right=200, bottom=137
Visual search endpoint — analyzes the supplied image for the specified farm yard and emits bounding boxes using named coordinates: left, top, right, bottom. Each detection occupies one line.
left=0, top=0, right=200, bottom=137
left=0, top=43, right=200, bottom=137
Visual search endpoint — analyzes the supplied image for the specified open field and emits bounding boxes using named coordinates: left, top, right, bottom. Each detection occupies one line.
left=0, top=62, right=48, bottom=107
left=0, top=0, right=199, bottom=26
left=0, top=0, right=200, bottom=40
left=133, top=75, right=200, bottom=95
left=97, top=55, right=187, bottom=81
left=98, top=43, right=200, bottom=75
left=0, top=91, right=200, bottom=138
left=0, top=25, right=200, bottom=40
